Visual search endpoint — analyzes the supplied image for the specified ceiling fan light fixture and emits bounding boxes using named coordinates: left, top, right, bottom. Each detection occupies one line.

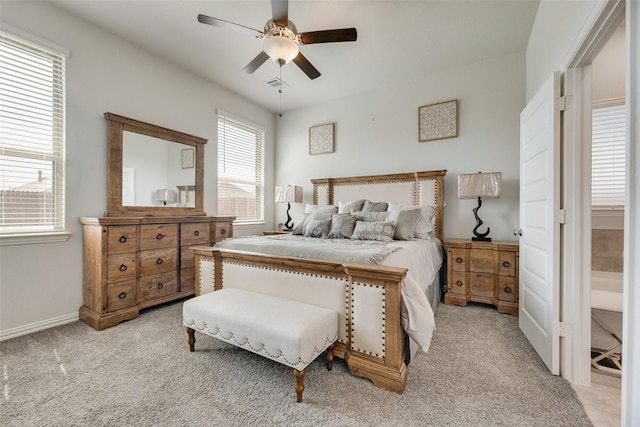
left=264, top=35, right=299, bottom=65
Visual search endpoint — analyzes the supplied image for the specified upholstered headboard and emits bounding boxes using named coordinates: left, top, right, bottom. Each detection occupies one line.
left=311, top=170, right=446, bottom=241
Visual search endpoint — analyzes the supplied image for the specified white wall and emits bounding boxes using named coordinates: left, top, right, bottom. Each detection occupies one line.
left=0, top=1, right=276, bottom=337
left=274, top=53, right=525, bottom=242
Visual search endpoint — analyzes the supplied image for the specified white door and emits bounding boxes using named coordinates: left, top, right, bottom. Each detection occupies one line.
left=519, top=72, right=562, bottom=374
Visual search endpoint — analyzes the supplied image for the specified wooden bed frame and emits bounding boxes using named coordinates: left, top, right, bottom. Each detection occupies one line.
left=192, top=170, right=446, bottom=393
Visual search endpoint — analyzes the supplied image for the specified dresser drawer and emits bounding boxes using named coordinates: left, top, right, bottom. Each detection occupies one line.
left=107, top=279, right=137, bottom=311
left=448, top=271, right=468, bottom=295
left=107, top=253, right=137, bottom=282
left=498, top=251, right=517, bottom=277
left=107, top=225, right=137, bottom=254
left=449, top=248, right=468, bottom=272
left=180, top=267, right=195, bottom=293
left=139, top=224, right=178, bottom=250
left=181, top=223, right=210, bottom=246
left=139, top=248, right=178, bottom=275
left=181, top=247, right=196, bottom=269
left=469, top=249, right=496, bottom=273
left=213, top=222, right=231, bottom=242
left=139, top=271, right=178, bottom=301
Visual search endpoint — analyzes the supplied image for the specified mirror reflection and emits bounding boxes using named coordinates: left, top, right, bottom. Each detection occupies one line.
left=122, top=131, right=196, bottom=207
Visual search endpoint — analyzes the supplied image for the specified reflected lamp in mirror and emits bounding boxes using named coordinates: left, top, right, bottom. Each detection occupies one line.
left=155, top=188, right=177, bottom=206
left=275, top=185, right=302, bottom=231
left=458, top=172, right=502, bottom=242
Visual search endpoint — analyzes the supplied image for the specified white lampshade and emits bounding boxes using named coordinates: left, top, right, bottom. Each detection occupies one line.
left=275, top=185, right=302, bottom=203
left=264, top=36, right=299, bottom=65
left=458, top=172, right=502, bottom=199
left=155, top=188, right=177, bottom=204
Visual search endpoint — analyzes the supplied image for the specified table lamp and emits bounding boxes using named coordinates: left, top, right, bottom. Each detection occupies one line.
left=275, top=185, right=303, bottom=231
left=458, top=172, right=502, bottom=242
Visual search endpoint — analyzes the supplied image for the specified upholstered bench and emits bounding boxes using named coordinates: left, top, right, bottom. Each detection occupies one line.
left=183, top=288, right=339, bottom=403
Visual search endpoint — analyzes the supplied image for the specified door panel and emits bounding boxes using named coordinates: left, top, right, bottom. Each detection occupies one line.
left=519, top=72, right=561, bottom=375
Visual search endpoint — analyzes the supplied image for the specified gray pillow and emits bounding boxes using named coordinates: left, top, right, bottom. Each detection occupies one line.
left=337, top=199, right=365, bottom=214
left=293, top=210, right=334, bottom=235
left=351, top=211, right=389, bottom=222
left=392, top=208, right=421, bottom=240
left=327, top=214, right=357, bottom=239
left=362, top=200, right=388, bottom=212
left=304, top=218, right=332, bottom=238
left=350, top=221, right=395, bottom=242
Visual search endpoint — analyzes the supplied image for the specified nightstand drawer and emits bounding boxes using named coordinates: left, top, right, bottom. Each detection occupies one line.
left=470, top=272, right=495, bottom=299
left=498, top=276, right=517, bottom=302
left=469, top=249, right=496, bottom=273
left=498, top=251, right=517, bottom=277
left=450, top=248, right=468, bottom=271
left=449, top=271, right=468, bottom=295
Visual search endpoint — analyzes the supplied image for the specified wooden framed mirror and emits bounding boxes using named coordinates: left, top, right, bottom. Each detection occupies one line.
left=105, top=113, right=206, bottom=216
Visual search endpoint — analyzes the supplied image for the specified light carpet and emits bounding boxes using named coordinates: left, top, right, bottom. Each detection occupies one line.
left=0, top=301, right=592, bottom=426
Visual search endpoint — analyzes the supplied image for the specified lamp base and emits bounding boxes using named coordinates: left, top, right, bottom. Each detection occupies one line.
left=472, top=236, right=492, bottom=242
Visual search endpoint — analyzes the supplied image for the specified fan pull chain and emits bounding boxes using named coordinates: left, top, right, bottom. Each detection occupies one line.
left=278, top=64, right=284, bottom=117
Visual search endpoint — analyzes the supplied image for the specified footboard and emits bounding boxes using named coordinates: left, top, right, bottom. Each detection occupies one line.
left=192, top=246, right=409, bottom=393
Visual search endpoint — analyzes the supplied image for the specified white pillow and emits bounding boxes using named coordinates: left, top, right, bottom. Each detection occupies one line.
left=387, top=202, right=437, bottom=239
left=337, top=199, right=365, bottom=214
left=304, top=203, right=338, bottom=214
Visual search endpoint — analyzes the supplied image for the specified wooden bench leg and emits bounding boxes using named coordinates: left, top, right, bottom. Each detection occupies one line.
left=326, top=342, right=335, bottom=371
left=186, top=327, right=196, bottom=352
left=294, top=368, right=306, bottom=403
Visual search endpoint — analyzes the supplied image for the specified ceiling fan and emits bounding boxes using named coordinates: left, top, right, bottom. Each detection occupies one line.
left=198, top=0, right=357, bottom=80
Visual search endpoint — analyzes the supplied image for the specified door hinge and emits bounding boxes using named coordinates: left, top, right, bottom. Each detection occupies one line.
left=557, top=96, right=567, bottom=112
left=554, top=322, right=572, bottom=337
left=555, top=209, right=568, bottom=224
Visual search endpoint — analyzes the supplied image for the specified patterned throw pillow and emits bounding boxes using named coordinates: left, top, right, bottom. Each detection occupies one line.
left=304, top=218, right=332, bottom=238
left=350, top=221, right=395, bottom=242
left=292, top=209, right=336, bottom=235
left=327, top=214, right=357, bottom=239
left=362, top=200, right=388, bottom=212
left=337, top=199, right=365, bottom=214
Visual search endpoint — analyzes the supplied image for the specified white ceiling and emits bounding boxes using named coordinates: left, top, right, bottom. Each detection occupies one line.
left=53, top=0, right=540, bottom=113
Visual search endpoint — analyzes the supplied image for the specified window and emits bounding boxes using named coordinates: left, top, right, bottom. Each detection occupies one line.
left=217, top=112, right=265, bottom=223
left=0, top=30, right=66, bottom=236
left=591, top=102, right=625, bottom=208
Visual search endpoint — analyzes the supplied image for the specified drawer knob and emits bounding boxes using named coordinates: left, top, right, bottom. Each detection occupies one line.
left=503, top=261, right=511, bottom=268
left=504, top=286, right=512, bottom=293
left=456, top=280, right=463, bottom=287
left=221, top=228, right=227, bottom=235
left=456, top=257, right=463, bottom=263
left=156, top=233, right=164, bottom=240
left=156, top=258, right=163, bottom=265
left=118, top=292, right=127, bottom=299
left=194, top=230, right=200, bottom=236
left=157, top=282, right=164, bottom=289
left=119, top=264, right=127, bottom=272
left=119, top=236, right=127, bottom=243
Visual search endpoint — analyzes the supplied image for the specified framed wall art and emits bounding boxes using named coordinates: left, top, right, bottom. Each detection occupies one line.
left=309, top=123, right=335, bottom=155
left=418, top=99, right=458, bottom=142
left=181, top=148, right=195, bottom=169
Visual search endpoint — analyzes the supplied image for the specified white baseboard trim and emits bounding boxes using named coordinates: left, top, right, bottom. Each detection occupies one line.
left=0, top=312, right=79, bottom=341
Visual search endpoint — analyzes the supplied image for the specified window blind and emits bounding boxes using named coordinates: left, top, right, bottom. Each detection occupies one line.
left=0, top=31, right=66, bottom=234
left=591, top=103, right=625, bottom=208
left=217, top=113, right=264, bottom=222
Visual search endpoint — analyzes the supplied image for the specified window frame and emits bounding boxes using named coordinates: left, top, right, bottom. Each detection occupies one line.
left=0, top=25, right=70, bottom=245
left=216, top=111, right=265, bottom=225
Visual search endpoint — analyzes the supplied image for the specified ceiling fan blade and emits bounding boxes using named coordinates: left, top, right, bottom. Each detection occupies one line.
left=271, top=0, right=289, bottom=27
left=299, top=28, right=357, bottom=45
left=292, top=52, right=321, bottom=80
left=242, top=51, right=270, bottom=74
left=197, top=14, right=263, bottom=38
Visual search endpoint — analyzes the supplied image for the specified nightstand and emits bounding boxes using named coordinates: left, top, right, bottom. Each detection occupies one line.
left=263, top=230, right=291, bottom=236
left=444, top=238, right=519, bottom=316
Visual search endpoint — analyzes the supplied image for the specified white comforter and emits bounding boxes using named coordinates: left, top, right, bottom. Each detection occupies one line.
left=216, top=234, right=444, bottom=353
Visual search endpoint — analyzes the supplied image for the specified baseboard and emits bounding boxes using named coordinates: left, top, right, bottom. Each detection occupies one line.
left=0, top=312, right=79, bottom=341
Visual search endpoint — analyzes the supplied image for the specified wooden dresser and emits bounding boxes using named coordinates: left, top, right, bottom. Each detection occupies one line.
left=444, top=238, right=519, bottom=316
left=79, top=216, right=234, bottom=330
